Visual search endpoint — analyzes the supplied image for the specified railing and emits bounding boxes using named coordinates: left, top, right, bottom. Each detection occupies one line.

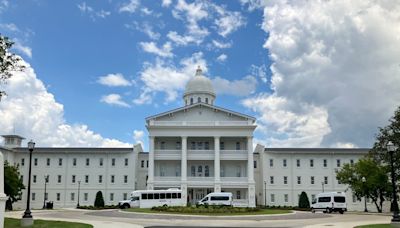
left=188, top=150, right=214, bottom=160
left=187, top=176, right=214, bottom=182
left=221, top=177, right=248, bottom=183
left=154, top=176, right=181, bottom=182
left=149, top=121, right=253, bottom=126
left=220, top=150, right=248, bottom=160
left=154, top=150, right=181, bottom=159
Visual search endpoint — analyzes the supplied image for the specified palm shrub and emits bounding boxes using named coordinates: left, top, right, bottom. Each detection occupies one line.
left=94, top=191, right=105, bottom=208
left=298, top=191, right=310, bottom=209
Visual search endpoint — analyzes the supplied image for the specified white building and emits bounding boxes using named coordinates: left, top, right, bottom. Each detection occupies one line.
left=0, top=67, right=378, bottom=211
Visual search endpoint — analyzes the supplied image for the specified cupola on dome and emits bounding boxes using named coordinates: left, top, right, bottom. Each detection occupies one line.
left=183, top=66, right=216, bottom=106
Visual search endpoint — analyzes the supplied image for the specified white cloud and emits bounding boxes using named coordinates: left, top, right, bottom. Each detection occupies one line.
left=167, top=31, right=197, bottom=46
left=119, top=0, right=140, bottom=13
left=97, top=73, right=132, bottom=87
left=213, top=7, right=246, bottom=37
left=162, top=0, right=172, bottom=7
left=248, top=0, right=400, bottom=147
left=213, top=75, right=257, bottom=97
left=139, top=41, right=173, bottom=58
left=141, top=7, right=152, bottom=15
left=12, top=40, right=32, bottom=58
left=0, top=23, right=19, bottom=32
left=249, top=64, right=267, bottom=83
left=96, top=10, right=111, bottom=18
left=77, top=2, right=93, bottom=13
left=125, top=22, right=160, bottom=40
left=0, top=61, right=131, bottom=147
left=212, top=40, right=232, bottom=49
left=77, top=2, right=110, bottom=20
left=135, top=52, right=207, bottom=104
left=216, top=54, right=227, bottom=62
left=100, top=94, right=130, bottom=107
left=133, top=130, right=144, bottom=146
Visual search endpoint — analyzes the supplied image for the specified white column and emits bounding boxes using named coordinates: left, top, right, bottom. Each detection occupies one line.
left=148, top=136, right=155, bottom=190
left=181, top=137, right=187, bottom=181
left=247, top=136, right=255, bottom=207
left=0, top=152, right=6, bottom=228
left=214, top=136, right=221, bottom=192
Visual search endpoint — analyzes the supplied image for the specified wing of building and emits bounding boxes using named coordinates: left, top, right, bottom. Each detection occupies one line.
left=0, top=67, right=381, bottom=211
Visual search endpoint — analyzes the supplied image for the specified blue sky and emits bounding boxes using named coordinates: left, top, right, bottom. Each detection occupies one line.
left=1, top=0, right=400, bottom=149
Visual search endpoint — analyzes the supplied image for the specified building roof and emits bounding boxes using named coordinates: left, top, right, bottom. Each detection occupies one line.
left=264, top=148, right=370, bottom=154
left=183, top=67, right=215, bottom=97
left=12, top=147, right=135, bottom=154
left=1, top=135, right=25, bottom=140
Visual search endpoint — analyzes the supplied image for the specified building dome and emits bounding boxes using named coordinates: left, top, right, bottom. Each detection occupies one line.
left=183, top=67, right=216, bottom=106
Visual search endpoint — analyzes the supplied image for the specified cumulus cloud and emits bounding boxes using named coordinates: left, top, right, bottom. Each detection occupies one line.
left=162, top=0, right=172, bottom=7
left=133, top=130, right=144, bottom=146
left=135, top=52, right=207, bottom=104
left=97, top=73, right=132, bottom=87
left=167, top=31, right=198, bottom=46
left=0, top=61, right=131, bottom=147
left=12, top=40, right=32, bottom=58
left=139, top=41, right=173, bottom=58
left=100, top=94, right=130, bottom=107
left=0, top=23, right=19, bottom=32
left=119, top=0, right=140, bottom=13
left=213, top=5, right=246, bottom=37
left=213, top=75, right=257, bottom=97
left=77, top=2, right=110, bottom=20
left=212, top=40, right=232, bottom=49
left=125, top=22, right=160, bottom=40
left=246, top=0, right=400, bottom=147
left=216, top=54, right=227, bottom=62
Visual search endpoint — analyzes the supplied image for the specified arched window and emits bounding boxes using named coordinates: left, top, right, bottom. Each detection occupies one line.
left=198, top=97, right=201, bottom=103
left=205, top=98, right=208, bottom=104
left=190, top=98, right=193, bottom=104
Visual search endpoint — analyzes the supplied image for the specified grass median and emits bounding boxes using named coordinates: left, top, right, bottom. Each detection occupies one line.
left=124, top=206, right=292, bottom=216
left=354, top=225, right=391, bottom=228
left=5, top=218, right=93, bottom=228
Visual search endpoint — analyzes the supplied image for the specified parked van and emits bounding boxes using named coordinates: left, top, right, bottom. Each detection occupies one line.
left=197, top=192, right=233, bottom=206
left=311, top=192, right=347, bottom=214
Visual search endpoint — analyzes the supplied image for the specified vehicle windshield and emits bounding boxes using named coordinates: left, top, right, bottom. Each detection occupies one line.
left=201, top=197, right=208, bottom=202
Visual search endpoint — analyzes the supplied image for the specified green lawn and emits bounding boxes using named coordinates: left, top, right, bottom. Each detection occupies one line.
left=125, top=207, right=291, bottom=216
left=5, top=218, right=93, bottom=228
left=354, top=225, right=391, bottom=228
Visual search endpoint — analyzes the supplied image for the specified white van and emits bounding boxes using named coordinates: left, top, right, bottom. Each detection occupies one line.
left=119, top=188, right=185, bottom=209
left=311, top=192, right=347, bottom=214
left=197, top=192, right=233, bottom=206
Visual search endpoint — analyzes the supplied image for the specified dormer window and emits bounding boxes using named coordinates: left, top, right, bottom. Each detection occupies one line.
left=198, top=97, right=201, bottom=103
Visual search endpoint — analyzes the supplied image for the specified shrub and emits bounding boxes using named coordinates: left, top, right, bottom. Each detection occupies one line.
left=298, top=191, right=310, bottom=209
left=94, top=191, right=105, bottom=208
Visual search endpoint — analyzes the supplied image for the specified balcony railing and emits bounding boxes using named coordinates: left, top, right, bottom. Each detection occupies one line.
left=149, top=120, right=254, bottom=126
left=220, top=150, right=247, bottom=160
left=154, top=176, right=181, bottom=182
left=221, top=177, right=248, bottom=183
left=154, top=150, right=181, bottom=160
left=187, top=176, right=214, bottom=182
left=188, top=150, right=214, bottom=160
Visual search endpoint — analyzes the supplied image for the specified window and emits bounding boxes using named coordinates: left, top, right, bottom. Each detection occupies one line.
left=254, top=160, right=257, bottom=168
left=269, top=159, right=274, bottom=167
left=190, top=98, right=193, bottom=104
left=283, top=176, right=288, bottom=185
left=197, top=142, right=203, bottom=150
left=284, top=194, right=288, bottom=203
left=296, top=159, right=300, bottom=167
left=141, top=160, right=144, bottom=168
left=236, top=190, right=241, bottom=199
left=98, top=175, right=103, bottom=183
left=204, top=142, right=209, bottom=150
left=220, top=142, right=225, bottom=150
left=160, top=141, right=166, bottom=149
left=32, top=192, right=35, bottom=201
left=197, top=166, right=202, bottom=176
left=175, top=166, right=180, bottom=176
left=73, top=158, right=77, bottom=166
left=197, top=97, right=201, bottom=103
left=124, top=175, right=128, bottom=183
left=21, top=175, right=23, bottom=182
left=297, top=176, right=301, bottom=184
left=236, top=165, right=241, bottom=177
left=34, top=158, right=38, bottom=166
left=176, top=141, right=181, bottom=150
left=311, top=176, right=315, bottom=185
left=270, top=194, right=275, bottom=203
left=21, top=158, right=25, bottom=166
left=112, top=158, right=116, bottom=166
left=71, top=193, right=75, bottom=201
left=111, top=175, right=115, bottom=183
left=72, top=175, right=76, bottom=183
left=236, top=142, right=240, bottom=150
left=205, top=165, right=209, bottom=177
left=283, top=159, right=287, bottom=167
left=46, top=158, right=50, bottom=166
left=352, top=194, right=357, bottom=203
left=310, top=159, right=314, bottom=167
left=337, top=159, right=341, bottom=167
left=33, top=175, right=37, bottom=183
left=125, top=158, right=129, bottom=166
left=123, top=193, right=127, bottom=200
left=110, top=193, right=114, bottom=201
left=318, top=197, right=331, bottom=203
left=57, top=175, right=61, bottom=183
left=191, top=166, right=195, bottom=176
left=58, top=158, right=62, bottom=166
left=323, top=159, right=327, bottom=167
left=146, top=160, right=149, bottom=167
left=205, top=98, right=209, bottom=104
left=84, top=193, right=88, bottom=201
left=86, top=158, right=90, bottom=166
left=270, top=176, right=274, bottom=184
left=99, top=158, right=103, bottom=166
left=191, top=142, right=196, bottom=150
left=350, top=159, right=354, bottom=165
left=56, top=193, right=61, bottom=201
left=85, top=175, right=89, bottom=183
left=334, top=196, right=345, bottom=203
left=311, top=194, right=316, bottom=201
left=324, top=176, right=328, bottom=184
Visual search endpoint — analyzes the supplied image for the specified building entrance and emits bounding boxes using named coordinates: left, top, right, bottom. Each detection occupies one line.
left=188, top=188, right=213, bottom=204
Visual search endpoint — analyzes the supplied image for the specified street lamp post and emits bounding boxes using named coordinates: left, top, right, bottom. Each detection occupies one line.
left=322, top=181, right=325, bottom=192
left=77, top=181, right=81, bottom=208
left=264, top=181, right=267, bottom=207
left=21, top=140, right=35, bottom=227
left=387, top=141, right=400, bottom=222
left=362, top=176, right=368, bottom=212
left=42, top=174, right=49, bottom=209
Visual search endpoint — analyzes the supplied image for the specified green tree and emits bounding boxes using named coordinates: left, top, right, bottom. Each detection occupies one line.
left=0, top=34, right=24, bottom=100
left=94, top=191, right=104, bottom=208
left=4, top=161, right=25, bottom=210
left=298, top=191, right=310, bottom=209
left=336, top=157, right=391, bottom=212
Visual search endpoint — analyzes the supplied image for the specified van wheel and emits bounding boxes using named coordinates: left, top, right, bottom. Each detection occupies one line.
left=328, top=208, right=333, bottom=213
left=311, top=208, right=315, bottom=213
left=339, top=210, right=344, bottom=214
left=123, top=204, right=130, bottom=209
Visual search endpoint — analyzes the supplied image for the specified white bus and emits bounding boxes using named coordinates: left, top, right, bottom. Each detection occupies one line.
left=197, top=192, right=233, bottom=206
left=311, top=192, right=347, bottom=214
left=118, top=189, right=186, bottom=209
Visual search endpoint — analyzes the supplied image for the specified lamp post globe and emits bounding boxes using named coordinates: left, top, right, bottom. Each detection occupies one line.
left=21, top=140, right=35, bottom=226
left=387, top=141, right=400, bottom=223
